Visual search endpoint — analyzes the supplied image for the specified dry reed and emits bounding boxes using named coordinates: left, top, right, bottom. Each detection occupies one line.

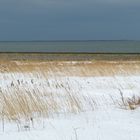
left=117, top=90, right=140, bottom=110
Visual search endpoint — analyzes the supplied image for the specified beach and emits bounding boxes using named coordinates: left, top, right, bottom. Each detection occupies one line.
left=0, top=54, right=140, bottom=140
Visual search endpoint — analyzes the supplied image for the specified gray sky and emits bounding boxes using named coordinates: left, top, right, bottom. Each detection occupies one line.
left=0, top=0, right=140, bottom=41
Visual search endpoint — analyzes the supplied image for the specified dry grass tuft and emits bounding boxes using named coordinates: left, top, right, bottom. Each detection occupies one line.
left=0, top=89, right=49, bottom=121
left=0, top=84, right=95, bottom=123
left=117, top=90, right=140, bottom=110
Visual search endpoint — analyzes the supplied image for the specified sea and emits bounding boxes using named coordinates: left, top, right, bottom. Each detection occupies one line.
left=0, top=40, right=140, bottom=53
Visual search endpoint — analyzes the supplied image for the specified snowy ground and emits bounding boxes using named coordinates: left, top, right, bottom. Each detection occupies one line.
left=0, top=71, right=140, bottom=140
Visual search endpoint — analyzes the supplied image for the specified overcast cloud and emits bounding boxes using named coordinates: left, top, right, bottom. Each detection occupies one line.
left=0, top=0, right=140, bottom=40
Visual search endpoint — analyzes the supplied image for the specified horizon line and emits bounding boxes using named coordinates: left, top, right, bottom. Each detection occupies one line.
left=0, top=39, right=140, bottom=42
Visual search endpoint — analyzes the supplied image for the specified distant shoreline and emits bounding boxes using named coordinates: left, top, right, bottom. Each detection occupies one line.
left=0, top=41, right=140, bottom=53
left=0, top=53, right=140, bottom=61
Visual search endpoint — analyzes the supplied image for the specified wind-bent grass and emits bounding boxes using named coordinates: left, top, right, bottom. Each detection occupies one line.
left=0, top=83, right=95, bottom=124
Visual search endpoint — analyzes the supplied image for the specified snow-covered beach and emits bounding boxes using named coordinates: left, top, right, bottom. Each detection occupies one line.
left=0, top=60, right=140, bottom=140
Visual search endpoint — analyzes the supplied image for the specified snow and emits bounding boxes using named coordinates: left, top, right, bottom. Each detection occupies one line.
left=0, top=71, right=140, bottom=140
left=0, top=108, right=140, bottom=140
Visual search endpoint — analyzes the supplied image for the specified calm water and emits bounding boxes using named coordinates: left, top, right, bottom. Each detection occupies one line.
left=0, top=41, right=140, bottom=53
